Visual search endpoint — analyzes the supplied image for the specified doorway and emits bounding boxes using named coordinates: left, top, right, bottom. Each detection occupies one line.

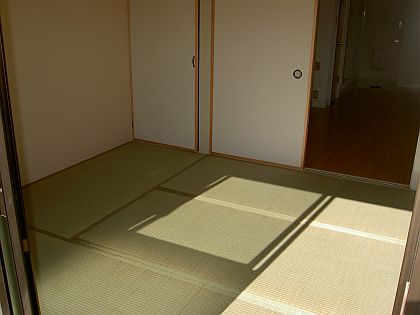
left=305, top=0, right=420, bottom=186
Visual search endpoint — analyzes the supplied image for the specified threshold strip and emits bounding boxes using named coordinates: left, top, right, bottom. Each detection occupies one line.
left=157, top=187, right=406, bottom=246
left=235, top=291, right=317, bottom=315
left=304, top=168, right=410, bottom=190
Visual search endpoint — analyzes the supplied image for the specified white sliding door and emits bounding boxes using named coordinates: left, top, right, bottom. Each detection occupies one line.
left=131, top=0, right=198, bottom=150
left=212, top=0, right=317, bottom=167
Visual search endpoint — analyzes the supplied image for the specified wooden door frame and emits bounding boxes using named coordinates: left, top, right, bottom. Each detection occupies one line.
left=194, top=0, right=199, bottom=151
left=0, top=247, right=12, bottom=315
left=325, top=0, right=343, bottom=108
left=394, top=183, right=420, bottom=314
left=302, top=0, right=344, bottom=168
left=0, top=17, right=39, bottom=314
left=403, top=188, right=420, bottom=315
left=329, top=0, right=351, bottom=103
left=133, top=0, right=200, bottom=153
left=208, top=0, right=215, bottom=154
left=209, top=0, right=319, bottom=170
left=300, top=0, right=320, bottom=169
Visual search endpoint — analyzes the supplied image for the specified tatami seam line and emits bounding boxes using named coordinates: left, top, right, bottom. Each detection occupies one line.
left=29, top=227, right=318, bottom=315
left=156, top=187, right=407, bottom=246
left=69, top=154, right=209, bottom=239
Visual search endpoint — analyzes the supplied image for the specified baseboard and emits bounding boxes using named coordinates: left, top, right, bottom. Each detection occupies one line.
left=305, top=168, right=411, bottom=190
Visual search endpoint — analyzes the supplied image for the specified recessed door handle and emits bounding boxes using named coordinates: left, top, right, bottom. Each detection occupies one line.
left=192, top=56, right=197, bottom=68
left=293, top=69, right=303, bottom=79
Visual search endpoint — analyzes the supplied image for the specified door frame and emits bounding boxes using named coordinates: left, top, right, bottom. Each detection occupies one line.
left=194, top=0, right=199, bottom=151
left=209, top=0, right=319, bottom=170
left=394, top=182, right=420, bottom=314
left=302, top=0, right=344, bottom=169
left=329, top=0, right=351, bottom=103
left=403, top=188, right=420, bottom=315
left=0, top=242, right=12, bottom=315
left=0, top=16, right=39, bottom=314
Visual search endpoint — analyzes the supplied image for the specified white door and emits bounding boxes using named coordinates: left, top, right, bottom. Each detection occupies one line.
left=212, top=0, right=317, bottom=167
left=131, top=0, right=198, bottom=150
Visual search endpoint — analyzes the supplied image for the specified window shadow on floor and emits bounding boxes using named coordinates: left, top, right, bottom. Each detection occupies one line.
left=24, top=143, right=416, bottom=314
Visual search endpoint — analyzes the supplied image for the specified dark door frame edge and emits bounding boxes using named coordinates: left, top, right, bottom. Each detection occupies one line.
left=0, top=12, right=40, bottom=315
left=394, top=183, right=420, bottom=315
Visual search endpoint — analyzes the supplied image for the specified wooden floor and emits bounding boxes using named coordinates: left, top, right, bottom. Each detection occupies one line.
left=305, top=87, right=420, bottom=185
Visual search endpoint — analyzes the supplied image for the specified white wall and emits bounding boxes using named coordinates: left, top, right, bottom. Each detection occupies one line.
left=0, top=0, right=133, bottom=185
left=311, top=0, right=338, bottom=108
left=356, top=0, right=403, bottom=89
left=343, top=0, right=365, bottom=85
left=411, top=133, right=420, bottom=190
left=341, top=0, right=420, bottom=91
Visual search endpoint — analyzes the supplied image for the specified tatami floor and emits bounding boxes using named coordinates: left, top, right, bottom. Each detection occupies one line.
left=24, top=142, right=416, bottom=315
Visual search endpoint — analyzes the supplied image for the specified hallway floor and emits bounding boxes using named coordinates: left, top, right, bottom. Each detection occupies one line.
left=305, top=87, right=420, bottom=185
left=24, top=142, right=415, bottom=314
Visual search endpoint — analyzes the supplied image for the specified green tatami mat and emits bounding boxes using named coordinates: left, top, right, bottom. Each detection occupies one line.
left=163, top=156, right=414, bottom=240
left=30, top=231, right=203, bottom=315
left=80, top=190, right=288, bottom=288
left=181, top=286, right=316, bottom=315
left=79, top=190, right=405, bottom=315
left=24, top=142, right=202, bottom=237
left=242, top=225, right=404, bottom=315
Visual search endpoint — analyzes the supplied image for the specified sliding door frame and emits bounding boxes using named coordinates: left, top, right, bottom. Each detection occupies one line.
left=394, top=183, right=420, bottom=315
left=208, top=0, right=319, bottom=169
left=0, top=15, right=39, bottom=314
left=194, top=0, right=199, bottom=151
left=0, top=230, right=12, bottom=315
left=300, top=0, right=320, bottom=169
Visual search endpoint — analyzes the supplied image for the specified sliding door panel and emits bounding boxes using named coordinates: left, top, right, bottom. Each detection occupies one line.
left=212, top=0, right=316, bottom=166
left=131, top=0, right=197, bottom=150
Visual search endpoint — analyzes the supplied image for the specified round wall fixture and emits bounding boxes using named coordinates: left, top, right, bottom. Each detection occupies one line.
left=293, top=69, right=303, bottom=79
